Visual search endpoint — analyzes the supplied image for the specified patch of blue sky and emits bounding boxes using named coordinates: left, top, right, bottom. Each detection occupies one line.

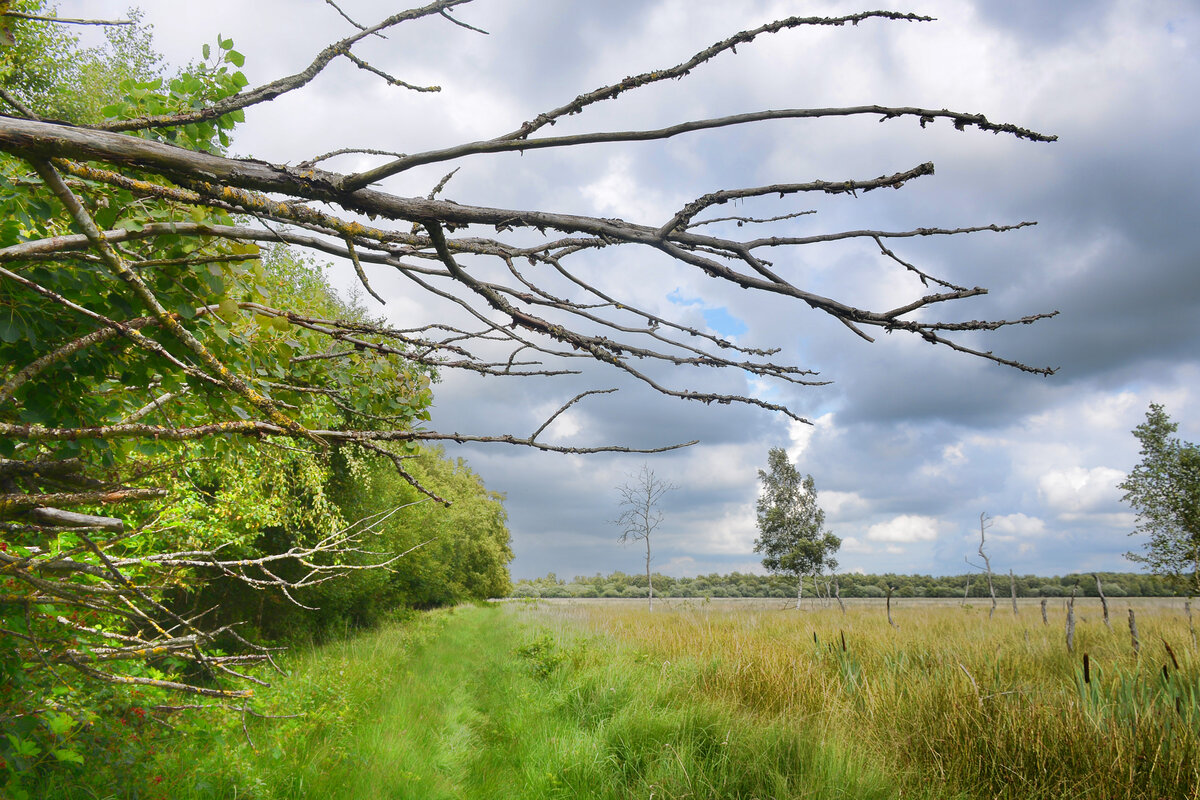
left=667, top=289, right=747, bottom=338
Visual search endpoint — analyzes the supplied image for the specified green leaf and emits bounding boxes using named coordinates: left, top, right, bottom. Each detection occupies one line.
left=0, top=316, right=20, bottom=343
left=230, top=405, right=250, bottom=420
left=225, top=50, right=245, bottom=68
left=202, top=42, right=211, bottom=60
left=43, top=711, right=74, bottom=736
left=52, top=748, right=85, bottom=765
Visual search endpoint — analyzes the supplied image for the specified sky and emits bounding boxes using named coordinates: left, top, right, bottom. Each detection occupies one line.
left=67, top=0, right=1200, bottom=580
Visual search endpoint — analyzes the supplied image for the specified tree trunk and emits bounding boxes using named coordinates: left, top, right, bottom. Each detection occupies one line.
left=1009, top=569, right=1019, bottom=615
left=1093, top=573, right=1110, bottom=629
left=796, top=575, right=803, bottom=610
left=645, top=539, right=654, bottom=612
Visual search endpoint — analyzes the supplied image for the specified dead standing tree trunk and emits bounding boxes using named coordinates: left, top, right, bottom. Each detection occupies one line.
left=1093, top=573, right=1112, bottom=630
left=1009, top=569, right=1019, bottom=616
left=966, top=513, right=998, bottom=618
left=615, top=464, right=676, bottom=612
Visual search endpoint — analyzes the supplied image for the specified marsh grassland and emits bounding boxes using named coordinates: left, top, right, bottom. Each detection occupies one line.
left=153, top=598, right=1198, bottom=800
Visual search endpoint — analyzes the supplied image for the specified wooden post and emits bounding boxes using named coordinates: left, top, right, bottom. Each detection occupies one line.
left=886, top=585, right=900, bottom=630
left=1128, top=607, right=1141, bottom=656
left=1009, top=569, right=1019, bottom=615
left=963, top=574, right=971, bottom=606
left=1093, top=573, right=1111, bottom=629
left=1040, top=597, right=1048, bottom=626
left=1066, top=585, right=1077, bottom=653
left=1187, top=599, right=1196, bottom=647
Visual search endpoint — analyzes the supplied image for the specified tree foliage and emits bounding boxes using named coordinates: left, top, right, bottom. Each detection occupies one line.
left=754, top=448, right=840, bottom=606
left=1120, top=403, right=1200, bottom=594
left=511, top=570, right=1183, bottom=599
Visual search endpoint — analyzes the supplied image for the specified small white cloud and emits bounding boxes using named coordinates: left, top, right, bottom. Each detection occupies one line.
left=581, top=155, right=671, bottom=222
left=840, top=536, right=873, bottom=553
left=990, top=513, right=1046, bottom=538
left=1038, top=467, right=1126, bottom=514
left=867, top=515, right=941, bottom=543
left=822, top=490, right=867, bottom=518
left=786, top=412, right=835, bottom=462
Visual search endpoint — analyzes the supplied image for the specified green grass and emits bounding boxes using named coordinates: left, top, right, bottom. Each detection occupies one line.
left=148, top=603, right=909, bottom=800
left=56, top=598, right=1200, bottom=799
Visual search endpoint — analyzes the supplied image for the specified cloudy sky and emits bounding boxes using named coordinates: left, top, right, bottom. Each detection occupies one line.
left=70, top=0, right=1199, bottom=580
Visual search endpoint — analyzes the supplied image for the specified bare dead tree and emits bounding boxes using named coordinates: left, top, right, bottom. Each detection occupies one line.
left=614, top=464, right=677, bottom=611
left=1093, top=573, right=1112, bottom=629
left=0, top=3, right=1056, bottom=696
left=967, top=513, right=998, bottom=618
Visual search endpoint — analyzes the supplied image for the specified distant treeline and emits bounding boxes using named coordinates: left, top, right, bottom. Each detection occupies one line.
left=510, top=570, right=1187, bottom=599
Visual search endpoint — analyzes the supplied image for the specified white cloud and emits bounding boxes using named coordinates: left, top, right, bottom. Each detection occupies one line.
left=840, top=536, right=873, bottom=554
left=822, top=490, right=868, bottom=518
left=867, top=515, right=942, bottom=543
left=990, top=513, right=1046, bottom=539
left=1038, top=467, right=1126, bottom=515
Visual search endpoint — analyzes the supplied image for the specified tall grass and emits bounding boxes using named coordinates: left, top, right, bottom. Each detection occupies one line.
left=529, top=598, right=1199, bottom=800
left=149, top=603, right=913, bottom=799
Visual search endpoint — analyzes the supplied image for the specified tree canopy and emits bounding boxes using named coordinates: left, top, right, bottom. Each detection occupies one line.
left=1120, top=403, right=1200, bottom=594
left=753, top=447, right=840, bottom=606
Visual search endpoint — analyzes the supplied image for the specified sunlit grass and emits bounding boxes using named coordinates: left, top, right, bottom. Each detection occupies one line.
left=139, top=597, right=1200, bottom=799
left=529, top=596, right=1200, bottom=800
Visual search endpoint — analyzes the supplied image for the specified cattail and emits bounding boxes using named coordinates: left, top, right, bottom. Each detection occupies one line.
left=1066, top=585, right=1077, bottom=653
left=1083, top=653, right=1091, bottom=684
left=1163, top=638, right=1180, bottom=670
left=840, top=630, right=847, bottom=652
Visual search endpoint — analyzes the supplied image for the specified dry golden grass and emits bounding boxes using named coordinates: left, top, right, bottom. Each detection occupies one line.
left=516, top=597, right=1200, bottom=800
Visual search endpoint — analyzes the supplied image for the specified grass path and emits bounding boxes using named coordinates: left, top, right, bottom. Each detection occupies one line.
left=164, top=603, right=909, bottom=799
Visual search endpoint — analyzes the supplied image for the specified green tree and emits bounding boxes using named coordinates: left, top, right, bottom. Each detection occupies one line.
left=1119, top=403, right=1200, bottom=594
left=753, top=447, right=840, bottom=609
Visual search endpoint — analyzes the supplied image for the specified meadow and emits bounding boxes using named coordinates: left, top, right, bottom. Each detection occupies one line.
left=107, top=598, right=1200, bottom=798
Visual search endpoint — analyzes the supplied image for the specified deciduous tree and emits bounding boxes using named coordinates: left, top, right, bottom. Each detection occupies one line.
left=1120, top=404, right=1200, bottom=594
left=754, top=448, right=840, bottom=609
